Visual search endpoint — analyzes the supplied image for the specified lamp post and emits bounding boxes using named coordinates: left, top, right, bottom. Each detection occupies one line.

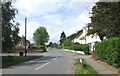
left=25, top=18, right=27, bottom=56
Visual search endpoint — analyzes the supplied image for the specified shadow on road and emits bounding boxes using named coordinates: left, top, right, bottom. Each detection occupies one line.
left=3, top=56, right=62, bottom=69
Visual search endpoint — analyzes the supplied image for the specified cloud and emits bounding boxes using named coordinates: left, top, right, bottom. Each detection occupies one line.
left=14, top=0, right=69, bottom=17
left=13, top=0, right=96, bottom=43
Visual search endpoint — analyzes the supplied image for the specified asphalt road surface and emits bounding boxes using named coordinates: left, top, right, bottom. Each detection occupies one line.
left=2, top=48, right=75, bottom=75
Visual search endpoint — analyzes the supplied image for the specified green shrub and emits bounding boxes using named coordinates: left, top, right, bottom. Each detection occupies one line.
left=94, top=37, right=120, bottom=68
left=56, top=45, right=63, bottom=49
left=70, top=43, right=89, bottom=55
left=63, top=46, right=71, bottom=49
left=40, top=46, right=47, bottom=52
left=63, top=38, right=73, bottom=46
left=29, top=46, right=37, bottom=49
left=70, top=44, right=83, bottom=51
left=35, top=45, right=47, bottom=52
left=82, top=44, right=89, bottom=55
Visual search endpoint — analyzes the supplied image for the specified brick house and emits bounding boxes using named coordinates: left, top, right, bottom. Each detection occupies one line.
left=17, top=35, right=30, bottom=49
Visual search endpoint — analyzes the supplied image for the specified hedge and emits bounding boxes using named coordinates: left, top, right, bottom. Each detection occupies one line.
left=94, top=37, right=120, bottom=68
left=63, top=46, right=71, bottom=49
left=71, top=43, right=89, bottom=54
left=63, top=43, right=89, bottom=55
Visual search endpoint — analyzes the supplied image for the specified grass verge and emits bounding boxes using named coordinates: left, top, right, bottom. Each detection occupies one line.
left=75, top=58, right=99, bottom=76
left=2, top=56, right=40, bottom=68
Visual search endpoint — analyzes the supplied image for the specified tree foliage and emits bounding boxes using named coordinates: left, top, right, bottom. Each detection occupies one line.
left=67, top=30, right=82, bottom=40
left=2, top=1, right=20, bottom=52
left=63, top=38, right=72, bottom=46
left=62, top=29, right=82, bottom=46
left=89, top=2, right=120, bottom=40
left=33, top=26, right=49, bottom=46
left=59, top=31, right=66, bottom=45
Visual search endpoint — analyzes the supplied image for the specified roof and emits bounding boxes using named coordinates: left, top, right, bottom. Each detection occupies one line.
left=17, top=36, right=30, bottom=44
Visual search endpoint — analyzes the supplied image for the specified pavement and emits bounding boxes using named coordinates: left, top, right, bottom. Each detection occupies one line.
left=64, top=49, right=119, bottom=75
left=0, top=52, right=45, bottom=56
left=77, top=54, right=119, bottom=75
left=2, top=48, right=75, bottom=75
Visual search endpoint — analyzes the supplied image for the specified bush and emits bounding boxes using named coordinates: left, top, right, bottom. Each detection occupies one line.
left=56, top=45, right=63, bottom=49
left=82, top=44, right=89, bottom=55
left=29, top=46, right=37, bottom=49
left=94, top=37, right=120, bottom=68
left=63, top=46, right=71, bottom=49
left=40, top=46, right=47, bottom=52
left=63, top=38, right=73, bottom=46
left=69, top=43, right=89, bottom=55
left=70, top=44, right=83, bottom=51
left=35, top=45, right=47, bottom=52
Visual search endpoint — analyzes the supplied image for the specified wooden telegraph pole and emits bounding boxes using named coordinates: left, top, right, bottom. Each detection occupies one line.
left=25, top=18, right=27, bottom=56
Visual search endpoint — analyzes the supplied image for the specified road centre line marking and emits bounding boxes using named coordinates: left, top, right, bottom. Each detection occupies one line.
left=35, top=62, right=50, bottom=70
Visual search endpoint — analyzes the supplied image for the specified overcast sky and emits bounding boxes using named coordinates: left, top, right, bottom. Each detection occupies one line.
left=13, top=0, right=99, bottom=43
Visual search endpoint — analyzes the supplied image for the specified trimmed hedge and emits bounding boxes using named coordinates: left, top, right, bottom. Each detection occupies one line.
left=94, top=37, right=120, bottom=68
left=63, top=46, right=71, bottom=49
left=63, top=43, right=89, bottom=55
left=70, top=43, right=89, bottom=55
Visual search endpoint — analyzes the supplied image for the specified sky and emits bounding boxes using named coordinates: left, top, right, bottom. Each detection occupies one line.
left=12, top=0, right=99, bottom=43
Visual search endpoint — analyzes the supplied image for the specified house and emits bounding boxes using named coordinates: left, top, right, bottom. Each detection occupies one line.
left=17, top=35, right=30, bottom=49
left=73, top=27, right=101, bottom=54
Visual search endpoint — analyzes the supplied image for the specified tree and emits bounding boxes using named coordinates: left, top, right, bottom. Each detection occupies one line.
left=59, top=31, right=66, bottom=45
left=2, top=1, right=20, bottom=52
left=66, top=29, right=82, bottom=41
left=89, top=2, right=120, bottom=40
left=48, top=42, right=53, bottom=47
left=33, top=26, right=49, bottom=46
left=63, top=38, right=72, bottom=46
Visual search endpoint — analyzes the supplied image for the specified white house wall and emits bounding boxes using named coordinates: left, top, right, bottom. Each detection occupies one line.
left=73, top=38, right=86, bottom=44
left=79, top=28, right=88, bottom=39
left=86, top=34, right=101, bottom=44
left=73, top=28, right=101, bottom=44
left=79, top=40, right=86, bottom=44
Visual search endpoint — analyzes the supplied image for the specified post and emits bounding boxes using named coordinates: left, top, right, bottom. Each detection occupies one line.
left=25, top=18, right=27, bottom=56
left=80, top=58, right=83, bottom=64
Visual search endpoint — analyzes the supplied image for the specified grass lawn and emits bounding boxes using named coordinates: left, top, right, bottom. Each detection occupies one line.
left=75, top=58, right=99, bottom=76
left=2, top=56, right=40, bottom=68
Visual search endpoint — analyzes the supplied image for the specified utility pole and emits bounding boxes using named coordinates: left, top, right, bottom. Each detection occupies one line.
left=25, top=18, right=27, bottom=56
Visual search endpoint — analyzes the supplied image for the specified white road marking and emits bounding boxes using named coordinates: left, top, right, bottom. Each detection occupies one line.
left=53, top=57, right=57, bottom=61
left=35, top=62, right=50, bottom=70
left=35, top=54, right=58, bottom=70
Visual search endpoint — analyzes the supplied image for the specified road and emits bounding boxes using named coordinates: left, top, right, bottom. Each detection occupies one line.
left=2, top=48, right=75, bottom=75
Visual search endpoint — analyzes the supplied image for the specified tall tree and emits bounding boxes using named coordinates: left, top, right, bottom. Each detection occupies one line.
left=63, top=38, right=72, bottom=46
left=59, top=31, right=66, bottom=45
left=89, top=2, right=120, bottom=40
left=2, top=1, right=20, bottom=52
left=33, top=26, right=49, bottom=46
